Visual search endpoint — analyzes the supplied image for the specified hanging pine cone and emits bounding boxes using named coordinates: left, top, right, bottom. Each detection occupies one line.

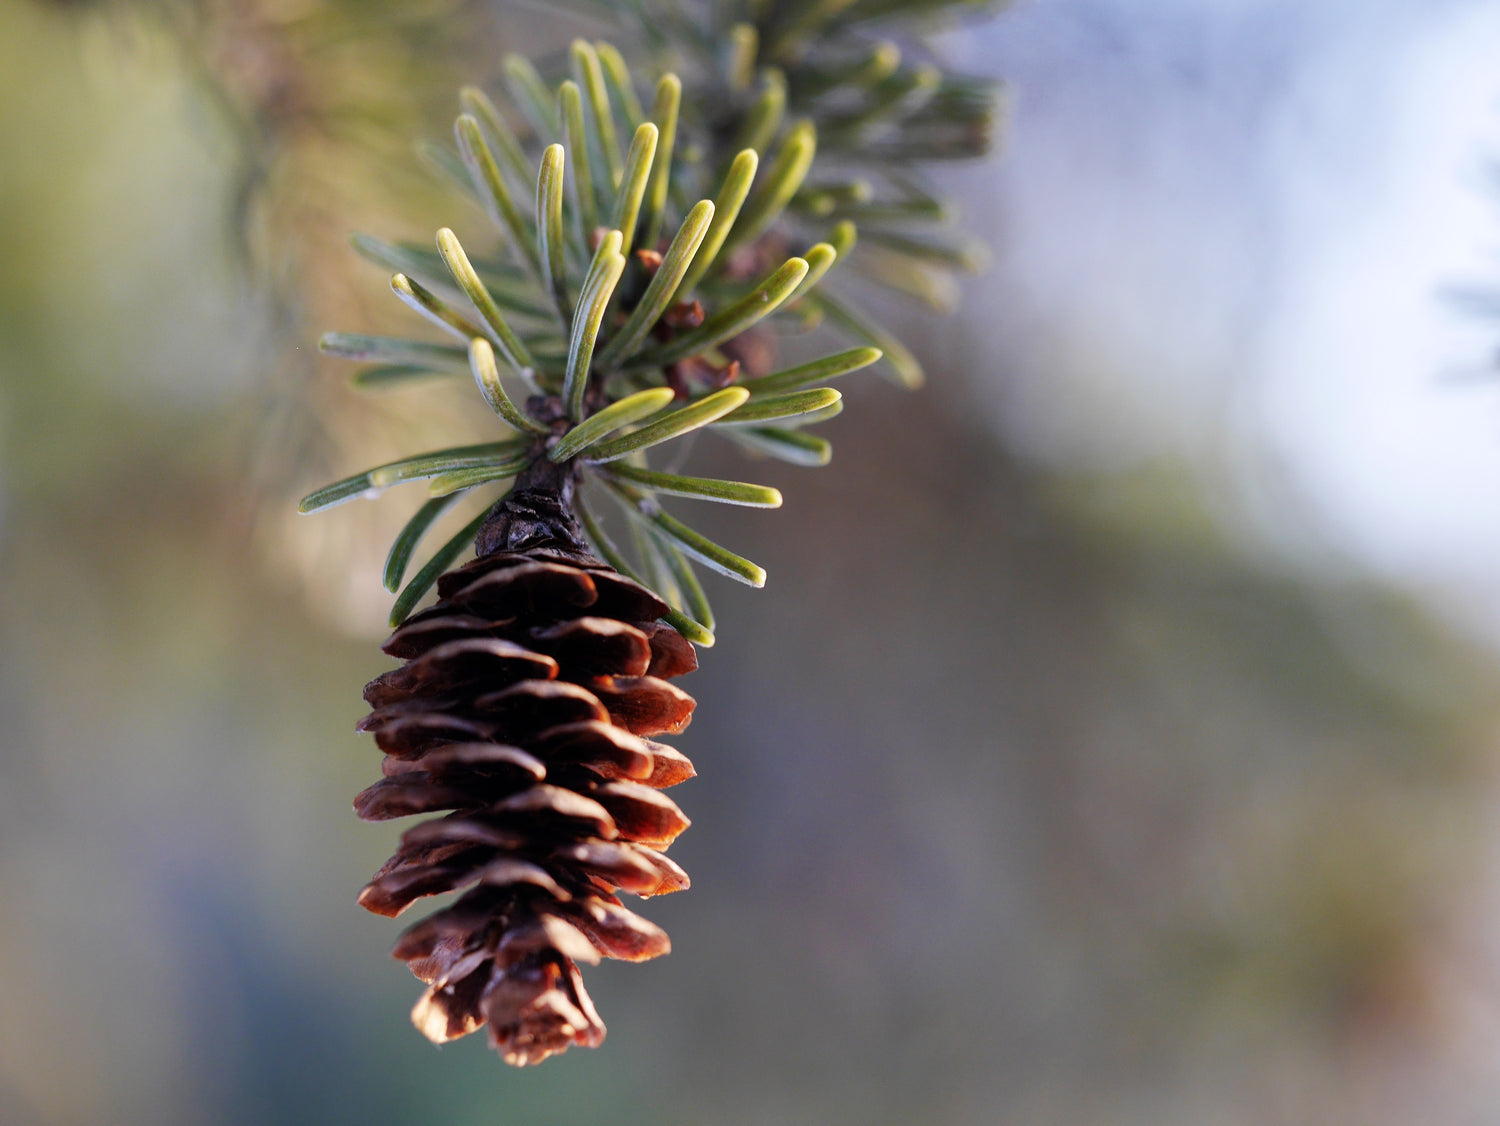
left=352, top=464, right=699, bottom=1064
left=299, top=35, right=954, bottom=1062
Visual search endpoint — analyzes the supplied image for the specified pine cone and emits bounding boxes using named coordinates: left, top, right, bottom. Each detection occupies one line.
left=303, top=42, right=894, bottom=1064
left=352, top=476, right=698, bottom=1065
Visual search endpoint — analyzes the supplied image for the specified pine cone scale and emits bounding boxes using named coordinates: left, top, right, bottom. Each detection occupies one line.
left=526, top=617, right=655, bottom=676
left=470, top=680, right=611, bottom=734
left=585, top=676, right=696, bottom=735
left=362, top=639, right=559, bottom=707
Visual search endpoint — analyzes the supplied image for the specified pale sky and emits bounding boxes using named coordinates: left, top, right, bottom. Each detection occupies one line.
left=952, top=0, right=1500, bottom=640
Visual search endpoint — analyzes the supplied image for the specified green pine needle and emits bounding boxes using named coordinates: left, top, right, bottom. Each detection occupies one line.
left=350, top=234, right=552, bottom=320
left=455, top=114, right=541, bottom=278
left=721, top=121, right=816, bottom=256
left=646, top=508, right=766, bottom=587
left=459, top=85, right=532, bottom=184
left=536, top=144, right=570, bottom=328
left=779, top=399, right=844, bottom=428
left=728, top=426, right=833, bottom=466
left=736, top=346, right=882, bottom=395
left=610, top=122, right=659, bottom=256
left=559, top=81, right=599, bottom=235
left=736, top=69, right=786, bottom=158
left=391, top=273, right=488, bottom=344
left=435, top=229, right=537, bottom=375
left=726, top=24, right=759, bottom=93
left=502, top=53, right=558, bottom=137
left=637, top=256, right=809, bottom=368
left=571, top=40, right=624, bottom=187
left=786, top=241, right=839, bottom=304
left=606, top=481, right=766, bottom=588
left=585, top=386, right=750, bottom=463
left=469, top=339, right=549, bottom=434
left=548, top=386, right=677, bottom=462
left=428, top=461, right=529, bottom=497
left=415, top=137, right=477, bottom=198
left=600, top=464, right=782, bottom=507
left=596, top=198, right=715, bottom=369
left=369, top=445, right=529, bottom=489
left=564, top=231, right=627, bottom=420
left=810, top=289, right=924, bottom=388
left=632, top=519, right=682, bottom=609
left=349, top=364, right=464, bottom=390
left=389, top=507, right=491, bottom=627
left=862, top=227, right=989, bottom=273
left=641, top=74, right=681, bottom=249
left=298, top=440, right=525, bottom=513
left=712, top=387, right=842, bottom=426
left=647, top=528, right=716, bottom=630
left=319, top=333, right=467, bottom=368
left=676, top=149, right=758, bottom=295
left=383, top=494, right=459, bottom=592
left=595, top=42, right=645, bottom=127
left=662, top=607, right=716, bottom=646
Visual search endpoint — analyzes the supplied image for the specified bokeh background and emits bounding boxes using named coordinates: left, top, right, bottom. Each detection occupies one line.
left=6, top=1, right=1500, bottom=1123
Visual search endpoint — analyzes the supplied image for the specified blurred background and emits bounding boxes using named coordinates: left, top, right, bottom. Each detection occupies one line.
left=6, top=0, right=1500, bottom=1123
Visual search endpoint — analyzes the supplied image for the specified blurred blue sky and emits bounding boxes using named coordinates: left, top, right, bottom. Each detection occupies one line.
left=947, top=0, right=1500, bottom=638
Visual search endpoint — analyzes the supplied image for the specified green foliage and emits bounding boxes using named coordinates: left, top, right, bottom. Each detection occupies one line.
left=305, top=1, right=1001, bottom=635
left=576, top=0, right=1006, bottom=345
left=305, top=42, right=903, bottom=635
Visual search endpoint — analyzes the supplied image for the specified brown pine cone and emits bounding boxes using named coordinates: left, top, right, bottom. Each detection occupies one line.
left=353, top=480, right=699, bottom=1064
